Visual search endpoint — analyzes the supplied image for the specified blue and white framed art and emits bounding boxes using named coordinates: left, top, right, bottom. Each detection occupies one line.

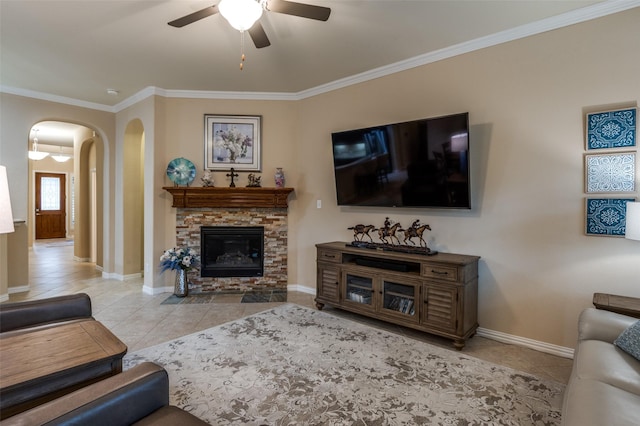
left=586, top=198, right=636, bottom=236
left=586, top=107, right=637, bottom=150
left=585, top=151, right=635, bottom=193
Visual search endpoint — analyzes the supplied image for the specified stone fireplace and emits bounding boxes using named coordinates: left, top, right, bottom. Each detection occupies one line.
left=164, top=187, right=294, bottom=292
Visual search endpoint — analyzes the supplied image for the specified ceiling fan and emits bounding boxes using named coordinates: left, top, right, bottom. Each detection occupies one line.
left=168, top=0, right=331, bottom=49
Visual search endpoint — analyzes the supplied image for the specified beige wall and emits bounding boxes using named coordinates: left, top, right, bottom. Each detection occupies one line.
left=1, top=9, right=639, bottom=349
left=291, top=9, right=640, bottom=348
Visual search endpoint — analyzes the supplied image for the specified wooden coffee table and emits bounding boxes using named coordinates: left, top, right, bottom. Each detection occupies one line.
left=0, top=320, right=127, bottom=418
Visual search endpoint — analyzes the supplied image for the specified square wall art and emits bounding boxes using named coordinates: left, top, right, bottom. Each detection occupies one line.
left=586, top=107, right=637, bottom=150
left=585, top=151, right=635, bottom=193
left=586, top=198, right=636, bottom=236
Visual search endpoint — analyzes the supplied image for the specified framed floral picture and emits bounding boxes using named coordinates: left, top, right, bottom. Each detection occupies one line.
left=204, top=115, right=261, bottom=171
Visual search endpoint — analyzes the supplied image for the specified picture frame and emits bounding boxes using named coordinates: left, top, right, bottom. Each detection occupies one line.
left=585, top=197, right=636, bottom=237
left=585, top=107, right=637, bottom=150
left=204, top=114, right=261, bottom=171
left=584, top=151, right=636, bottom=193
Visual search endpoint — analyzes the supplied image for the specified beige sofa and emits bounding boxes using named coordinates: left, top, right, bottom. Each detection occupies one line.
left=561, top=307, right=640, bottom=425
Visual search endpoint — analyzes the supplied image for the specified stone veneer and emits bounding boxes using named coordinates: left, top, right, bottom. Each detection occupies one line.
left=175, top=207, right=288, bottom=292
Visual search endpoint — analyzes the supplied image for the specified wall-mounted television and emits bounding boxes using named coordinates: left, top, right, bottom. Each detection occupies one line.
left=331, top=112, right=471, bottom=209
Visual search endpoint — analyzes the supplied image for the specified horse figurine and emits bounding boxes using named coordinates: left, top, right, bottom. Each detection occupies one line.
left=347, top=224, right=375, bottom=242
left=400, top=219, right=432, bottom=247
left=376, top=217, right=402, bottom=245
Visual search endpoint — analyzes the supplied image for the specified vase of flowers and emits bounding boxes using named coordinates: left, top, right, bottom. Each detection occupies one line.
left=160, top=247, right=200, bottom=297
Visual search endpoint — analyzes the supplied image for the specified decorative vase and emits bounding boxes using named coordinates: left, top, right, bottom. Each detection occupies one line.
left=174, top=269, right=188, bottom=297
left=274, top=167, right=285, bottom=188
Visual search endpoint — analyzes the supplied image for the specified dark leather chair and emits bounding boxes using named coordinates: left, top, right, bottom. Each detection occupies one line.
left=0, top=293, right=92, bottom=333
left=1, top=362, right=209, bottom=425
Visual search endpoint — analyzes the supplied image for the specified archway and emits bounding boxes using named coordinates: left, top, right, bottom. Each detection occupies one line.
left=27, top=121, right=105, bottom=269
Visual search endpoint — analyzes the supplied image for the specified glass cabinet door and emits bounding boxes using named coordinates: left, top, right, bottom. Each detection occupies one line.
left=381, top=279, right=419, bottom=321
left=344, top=273, right=374, bottom=308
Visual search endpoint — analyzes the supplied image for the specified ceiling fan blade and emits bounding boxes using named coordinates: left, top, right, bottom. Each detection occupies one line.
left=267, top=0, right=331, bottom=21
left=168, top=5, right=219, bottom=28
left=248, top=22, right=271, bottom=48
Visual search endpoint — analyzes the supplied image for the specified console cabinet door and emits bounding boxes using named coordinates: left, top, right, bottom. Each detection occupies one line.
left=317, top=264, right=340, bottom=304
left=342, top=271, right=376, bottom=313
left=380, top=277, right=421, bottom=323
left=422, top=283, right=459, bottom=332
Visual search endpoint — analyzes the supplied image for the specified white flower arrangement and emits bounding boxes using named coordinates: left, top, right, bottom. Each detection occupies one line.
left=159, top=247, right=200, bottom=272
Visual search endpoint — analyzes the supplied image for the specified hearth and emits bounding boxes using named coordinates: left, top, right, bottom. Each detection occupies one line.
left=201, top=226, right=264, bottom=278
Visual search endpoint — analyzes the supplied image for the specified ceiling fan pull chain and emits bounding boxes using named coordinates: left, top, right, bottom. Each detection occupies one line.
left=240, top=30, right=246, bottom=70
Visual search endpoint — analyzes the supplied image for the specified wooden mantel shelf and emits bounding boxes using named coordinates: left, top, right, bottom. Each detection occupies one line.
left=163, top=186, right=294, bottom=209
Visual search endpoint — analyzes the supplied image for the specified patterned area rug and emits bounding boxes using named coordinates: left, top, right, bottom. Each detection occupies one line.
left=124, top=304, right=564, bottom=425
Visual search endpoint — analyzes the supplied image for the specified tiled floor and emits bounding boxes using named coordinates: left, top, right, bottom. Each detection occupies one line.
left=7, top=239, right=573, bottom=385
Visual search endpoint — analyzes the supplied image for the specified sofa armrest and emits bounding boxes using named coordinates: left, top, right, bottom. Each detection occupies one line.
left=1, top=363, right=171, bottom=426
left=0, top=293, right=92, bottom=333
left=578, top=307, right=638, bottom=344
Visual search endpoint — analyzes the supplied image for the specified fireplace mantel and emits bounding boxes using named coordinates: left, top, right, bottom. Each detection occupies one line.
left=163, top=186, right=294, bottom=209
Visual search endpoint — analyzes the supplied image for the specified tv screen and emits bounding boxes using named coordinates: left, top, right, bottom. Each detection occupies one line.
left=331, top=112, right=470, bottom=208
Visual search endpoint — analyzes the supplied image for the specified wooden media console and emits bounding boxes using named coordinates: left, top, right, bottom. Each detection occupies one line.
left=315, top=241, right=480, bottom=349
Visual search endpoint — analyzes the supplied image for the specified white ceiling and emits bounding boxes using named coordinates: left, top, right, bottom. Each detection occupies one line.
left=3, top=0, right=632, bottom=110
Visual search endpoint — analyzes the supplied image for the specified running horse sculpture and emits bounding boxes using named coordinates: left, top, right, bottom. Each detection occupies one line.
left=377, top=217, right=402, bottom=245
left=347, top=224, right=375, bottom=242
left=400, top=220, right=432, bottom=247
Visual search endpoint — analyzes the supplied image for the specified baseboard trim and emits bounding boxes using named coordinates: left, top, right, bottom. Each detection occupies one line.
left=142, top=285, right=173, bottom=295
left=8, top=285, right=30, bottom=294
left=0, top=293, right=9, bottom=302
left=287, top=284, right=316, bottom=295
left=477, top=327, right=574, bottom=359
left=101, top=272, right=142, bottom=281
left=74, top=256, right=92, bottom=262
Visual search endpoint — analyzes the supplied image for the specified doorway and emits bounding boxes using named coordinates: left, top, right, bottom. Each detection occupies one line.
left=35, top=172, right=66, bottom=239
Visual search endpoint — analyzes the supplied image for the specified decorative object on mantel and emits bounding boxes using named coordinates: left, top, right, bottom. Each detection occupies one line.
left=166, top=157, right=196, bottom=187
left=226, top=168, right=239, bottom=187
left=162, top=186, right=294, bottom=209
left=160, top=246, right=200, bottom=297
left=204, top=115, right=261, bottom=171
left=347, top=218, right=436, bottom=255
left=246, top=173, right=261, bottom=187
left=585, top=197, right=636, bottom=237
left=201, top=170, right=214, bottom=187
left=274, top=167, right=285, bottom=188
left=586, top=107, right=637, bottom=150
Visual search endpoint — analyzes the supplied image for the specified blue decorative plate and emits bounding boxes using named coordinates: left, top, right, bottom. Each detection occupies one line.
left=167, top=157, right=196, bottom=186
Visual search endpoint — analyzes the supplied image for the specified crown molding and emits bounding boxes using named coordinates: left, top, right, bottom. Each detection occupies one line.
left=0, top=85, right=115, bottom=113
left=2, top=0, right=638, bottom=110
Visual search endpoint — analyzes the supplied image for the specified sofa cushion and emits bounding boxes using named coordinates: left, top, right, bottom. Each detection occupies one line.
left=614, top=320, right=640, bottom=361
left=574, top=340, right=640, bottom=395
left=562, top=378, right=640, bottom=426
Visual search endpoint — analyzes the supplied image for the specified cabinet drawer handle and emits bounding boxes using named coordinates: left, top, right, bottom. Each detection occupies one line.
left=431, top=269, right=448, bottom=275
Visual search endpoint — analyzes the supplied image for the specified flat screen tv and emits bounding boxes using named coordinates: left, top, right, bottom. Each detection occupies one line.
left=331, top=112, right=470, bottom=209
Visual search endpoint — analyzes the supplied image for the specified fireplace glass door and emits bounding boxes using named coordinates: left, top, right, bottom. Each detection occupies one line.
left=201, top=226, right=264, bottom=277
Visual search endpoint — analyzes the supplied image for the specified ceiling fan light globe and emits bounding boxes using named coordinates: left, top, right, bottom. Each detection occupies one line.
left=219, top=0, right=263, bottom=31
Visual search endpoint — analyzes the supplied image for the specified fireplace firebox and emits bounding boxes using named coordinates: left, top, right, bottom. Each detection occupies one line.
left=200, top=226, right=264, bottom=278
